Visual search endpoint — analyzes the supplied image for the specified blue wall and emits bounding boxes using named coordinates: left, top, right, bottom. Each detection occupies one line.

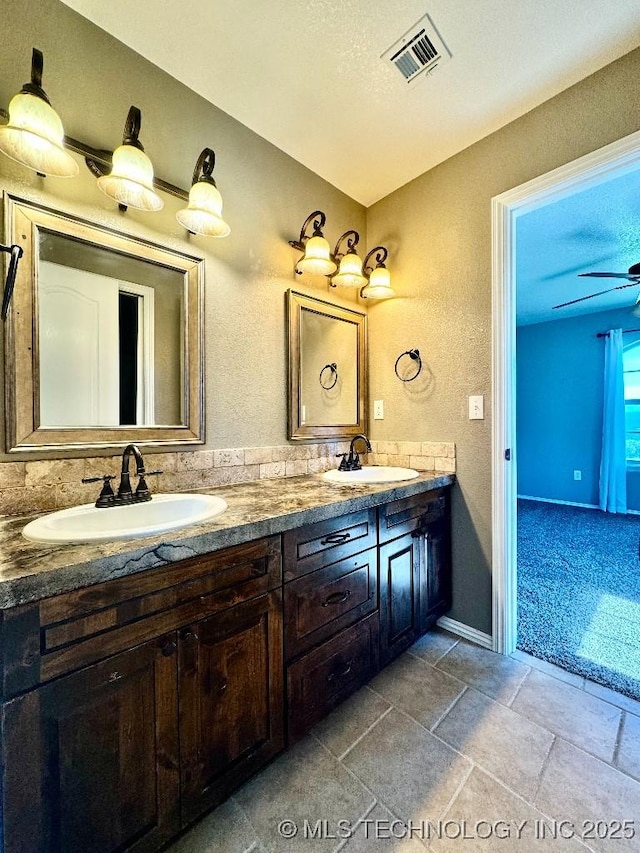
left=517, top=307, right=640, bottom=511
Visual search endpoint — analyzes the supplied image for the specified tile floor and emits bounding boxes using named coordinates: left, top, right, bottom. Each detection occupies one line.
left=166, top=630, right=640, bottom=853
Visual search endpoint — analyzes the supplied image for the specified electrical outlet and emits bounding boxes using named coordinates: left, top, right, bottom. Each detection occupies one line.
left=468, top=395, right=484, bottom=420
left=374, top=400, right=384, bottom=420
left=573, top=469, right=582, bottom=481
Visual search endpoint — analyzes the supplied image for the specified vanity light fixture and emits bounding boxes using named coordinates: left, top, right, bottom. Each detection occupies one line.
left=330, top=230, right=367, bottom=288
left=96, top=106, right=163, bottom=212
left=289, top=213, right=394, bottom=297
left=360, top=246, right=395, bottom=299
left=0, top=48, right=78, bottom=177
left=289, top=210, right=337, bottom=276
left=176, top=148, right=230, bottom=237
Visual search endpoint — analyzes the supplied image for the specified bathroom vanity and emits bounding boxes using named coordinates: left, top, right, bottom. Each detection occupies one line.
left=0, top=472, right=453, bottom=853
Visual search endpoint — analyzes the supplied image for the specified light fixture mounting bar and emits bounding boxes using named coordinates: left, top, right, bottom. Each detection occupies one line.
left=0, top=108, right=189, bottom=202
left=64, top=134, right=189, bottom=202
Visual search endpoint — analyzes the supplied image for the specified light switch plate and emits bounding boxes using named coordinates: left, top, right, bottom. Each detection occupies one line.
left=374, top=400, right=384, bottom=420
left=468, top=395, right=484, bottom=420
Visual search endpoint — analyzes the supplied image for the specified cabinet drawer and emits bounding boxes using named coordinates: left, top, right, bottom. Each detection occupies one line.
left=287, top=612, right=379, bottom=742
left=283, top=508, right=377, bottom=581
left=378, top=489, right=448, bottom=544
left=284, top=548, right=377, bottom=660
left=1, top=536, right=282, bottom=697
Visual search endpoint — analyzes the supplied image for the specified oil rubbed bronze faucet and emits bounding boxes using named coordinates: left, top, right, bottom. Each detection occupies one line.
left=82, top=443, right=162, bottom=508
left=336, top=433, right=372, bottom=471
left=117, top=443, right=149, bottom=503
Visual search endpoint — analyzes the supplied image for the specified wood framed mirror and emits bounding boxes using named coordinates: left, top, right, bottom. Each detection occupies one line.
left=4, top=194, right=205, bottom=454
left=287, top=289, right=367, bottom=441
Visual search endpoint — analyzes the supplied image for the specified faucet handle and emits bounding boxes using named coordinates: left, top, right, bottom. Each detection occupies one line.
left=335, top=453, right=349, bottom=471
left=134, top=470, right=162, bottom=502
left=82, top=475, right=116, bottom=507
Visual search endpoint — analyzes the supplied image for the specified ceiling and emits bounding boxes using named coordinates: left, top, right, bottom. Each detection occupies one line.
left=59, top=0, right=640, bottom=206
left=516, top=166, right=640, bottom=326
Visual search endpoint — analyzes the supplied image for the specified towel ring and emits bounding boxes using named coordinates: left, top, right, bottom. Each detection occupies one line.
left=319, top=363, right=338, bottom=390
left=394, top=349, right=422, bottom=382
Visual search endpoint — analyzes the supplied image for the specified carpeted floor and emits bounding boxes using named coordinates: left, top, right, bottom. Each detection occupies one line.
left=517, top=499, right=640, bottom=700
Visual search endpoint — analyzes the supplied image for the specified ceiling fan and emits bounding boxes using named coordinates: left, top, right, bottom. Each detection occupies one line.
left=553, top=262, right=640, bottom=310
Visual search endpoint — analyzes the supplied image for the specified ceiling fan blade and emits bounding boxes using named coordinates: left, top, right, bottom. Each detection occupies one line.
left=578, top=272, right=637, bottom=279
left=553, top=281, right=639, bottom=309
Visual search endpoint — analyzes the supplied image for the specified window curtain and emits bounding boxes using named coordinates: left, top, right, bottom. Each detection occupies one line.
left=599, top=328, right=627, bottom=513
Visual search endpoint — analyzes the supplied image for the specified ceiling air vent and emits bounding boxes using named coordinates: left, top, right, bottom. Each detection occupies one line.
left=382, top=14, right=451, bottom=86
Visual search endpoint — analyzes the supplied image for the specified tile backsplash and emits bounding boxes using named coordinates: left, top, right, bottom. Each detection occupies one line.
left=0, top=440, right=455, bottom=517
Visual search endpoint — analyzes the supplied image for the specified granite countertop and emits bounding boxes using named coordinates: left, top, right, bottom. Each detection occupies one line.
left=0, top=471, right=455, bottom=610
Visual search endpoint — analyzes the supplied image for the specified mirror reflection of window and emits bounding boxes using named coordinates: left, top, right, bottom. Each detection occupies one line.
left=299, top=308, right=358, bottom=427
left=38, top=232, right=184, bottom=428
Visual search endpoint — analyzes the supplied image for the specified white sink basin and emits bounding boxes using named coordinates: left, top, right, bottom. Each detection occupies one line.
left=321, top=466, right=420, bottom=485
left=22, top=493, right=228, bottom=545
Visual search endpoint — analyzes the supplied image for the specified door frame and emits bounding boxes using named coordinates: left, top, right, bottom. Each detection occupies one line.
left=491, top=129, right=640, bottom=655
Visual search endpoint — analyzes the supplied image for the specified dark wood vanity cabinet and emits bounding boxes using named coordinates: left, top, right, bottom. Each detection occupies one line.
left=179, top=590, right=284, bottom=825
left=283, top=508, right=379, bottom=741
left=0, top=537, right=284, bottom=853
left=378, top=488, right=451, bottom=665
left=2, top=636, right=181, bottom=853
left=0, top=485, right=452, bottom=853
left=283, top=489, right=451, bottom=738
left=379, top=531, right=421, bottom=665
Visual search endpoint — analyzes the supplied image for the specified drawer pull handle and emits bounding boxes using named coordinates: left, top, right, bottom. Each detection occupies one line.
left=320, top=532, right=351, bottom=545
left=327, top=660, right=353, bottom=682
left=322, top=590, right=351, bottom=607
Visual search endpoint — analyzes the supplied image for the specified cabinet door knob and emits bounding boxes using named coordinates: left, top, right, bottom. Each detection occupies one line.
left=161, top=638, right=177, bottom=657
left=182, top=630, right=199, bottom=645
left=217, top=677, right=228, bottom=695
left=322, top=589, right=351, bottom=607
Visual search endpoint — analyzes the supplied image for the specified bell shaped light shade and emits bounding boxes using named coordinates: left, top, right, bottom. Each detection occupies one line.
left=97, top=107, right=163, bottom=211
left=176, top=148, right=230, bottom=237
left=361, top=246, right=395, bottom=299
left=331, top=250, right=367, bottom=287
left=361, top=265, right=395, bottom=299
left=290, top=211, right=337, bottom=276
left=0, top=49, right=78, bottom=177
left=296, top=234, right=336, bottom=276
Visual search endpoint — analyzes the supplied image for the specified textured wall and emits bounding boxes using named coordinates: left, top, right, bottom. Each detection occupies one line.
left=366, top=47, right=640, bottom=634
left=2, top=0, right=640, bottom=636
left=0, top=0, right=365, bottom=459
left=517, top=308, right=640, bottom=510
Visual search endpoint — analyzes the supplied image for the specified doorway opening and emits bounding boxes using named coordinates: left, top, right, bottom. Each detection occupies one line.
left=491, top=128, right=640, bottom=700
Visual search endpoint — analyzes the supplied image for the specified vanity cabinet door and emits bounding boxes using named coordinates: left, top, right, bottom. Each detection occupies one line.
left=1, top=636, right=180, bottom=853
left=379, top=532, right=420, bottom=666
left=418, top=514, right=452, bottom=632
left=179, top=590, right=284, bottom=825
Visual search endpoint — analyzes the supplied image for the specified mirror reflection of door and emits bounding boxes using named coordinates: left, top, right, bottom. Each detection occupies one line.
left=299, top=308, right=359, bottom=426
left=39, top=261, right=155, bottom=427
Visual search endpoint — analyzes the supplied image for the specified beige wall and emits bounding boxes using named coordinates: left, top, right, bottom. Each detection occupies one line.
left=366, top=47, right=640, bottom=633
left=0, top=0, right=365, bottom=458
left=2, top=0, right=640, bottom=635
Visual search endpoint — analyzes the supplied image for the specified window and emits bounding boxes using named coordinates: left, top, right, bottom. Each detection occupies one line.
left=623, top=338, right=640, bottom=468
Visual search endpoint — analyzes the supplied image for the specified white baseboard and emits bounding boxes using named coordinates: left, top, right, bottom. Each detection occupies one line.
left=436, top=616, right=493, bottom=649
left=517, top=495, right=640, bottom=515
left=517, top=495, right=598, bottom=509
